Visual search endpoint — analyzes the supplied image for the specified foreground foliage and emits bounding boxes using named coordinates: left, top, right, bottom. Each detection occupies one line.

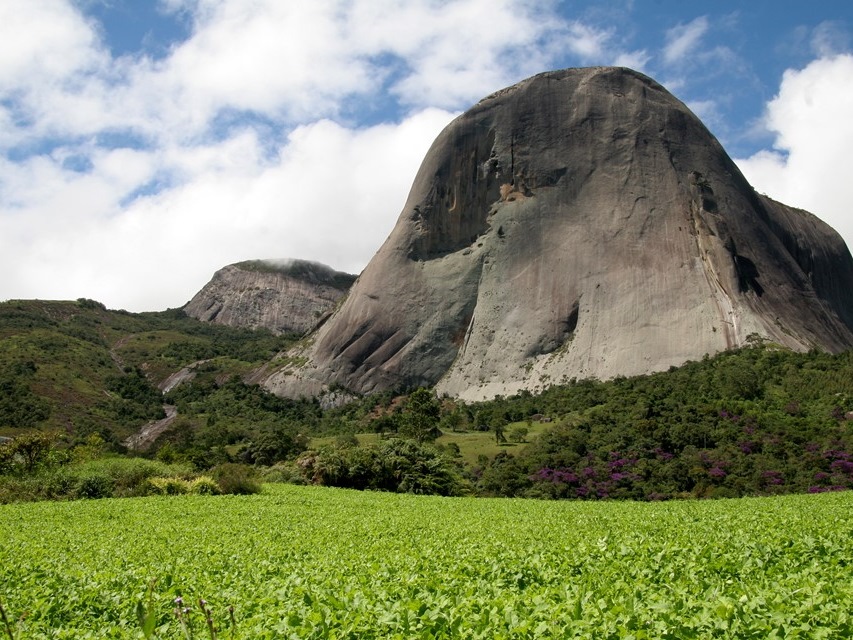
left=0, top=485, right=851, bottom=638
left=294, top=438, right=467, bottom=495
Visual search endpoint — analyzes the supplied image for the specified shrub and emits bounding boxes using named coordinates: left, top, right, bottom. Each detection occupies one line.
left=75, top=457, right=192, bottom=497
left=188, top=476, right=220, bottom=495
left=260, top=463, right=307, bottom=485
left=295, top=439, right=467, bottom=496
left=211, top=463, right=262, bottom=495
left=75, top=473, right=115, bottom=499
left=147, top=476, right=190, bottom=495
left=2, top=458, right=198, bottom=501
left=146, top=475, right=221, bottom=496
left=0, top=431, right=56, bottom=474
left=0, top=475, right=42, bottom=503
left=43, top=469, right=76, bottom=499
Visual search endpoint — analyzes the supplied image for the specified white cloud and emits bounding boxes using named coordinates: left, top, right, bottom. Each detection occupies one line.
left=735, top=54, right=853, bottom=253
left=0, top=0, right=691, bottom=310
left=112, top=0, right=579, bottom=140
left=0, top=0, right=111, bottom=148
left=154, top=2, right=376, bottom=125
left=0, top=108, right=455, bottom=311
left=351, top=0, right=568, bottom=109
left=662, top=16, right=708, bottom=66
left=685, top=99, right=722, bottom=130
left=0, top=0, right=101, bottom=89
left=564, top=22, right=614, bottom=60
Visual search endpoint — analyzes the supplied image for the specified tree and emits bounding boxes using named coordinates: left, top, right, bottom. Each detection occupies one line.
left=370, top=413, right=399, bottom=438
left=492, top=413, right=508, bottom=444
left=240, top=427, right=308, bottom=466
left=295, top=438, right=467, bottom=495
left=439, top=409, right=464, bottom=433
left=1, top=431, right=55, bottom=474
left=399, top=388, right=441, bottom=443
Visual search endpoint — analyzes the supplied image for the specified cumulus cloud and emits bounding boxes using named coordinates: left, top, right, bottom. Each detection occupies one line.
left=6, top=0, right=801, bottom=312
left=5, top=0, right=654, bottom=311
left=0, top=0, right=100, bottom=88
left=735, top=54, right=853, bottom=253
left=108, top=0, right=583, bottom=140
left=563, top=22, right=614, bottom=60
left=0, top=108, right=455, bottom=310
left=0, top=0, right=109, bottom=148
left=0, top=0, right=575, bottom=147
left=613, top=49, right=650, bottom=71
left=685, top=99, right=723, bottom=131
left=151, top=2, right=378, bottom=127
left=1, top=0, right=584, bottom=310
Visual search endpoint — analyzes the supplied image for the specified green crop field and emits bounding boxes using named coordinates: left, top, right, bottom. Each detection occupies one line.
left=1, top=485, right=851, bottom=639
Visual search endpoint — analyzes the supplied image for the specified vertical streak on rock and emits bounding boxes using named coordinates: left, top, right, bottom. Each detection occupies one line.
left=687, top=176, right=739, bottom=349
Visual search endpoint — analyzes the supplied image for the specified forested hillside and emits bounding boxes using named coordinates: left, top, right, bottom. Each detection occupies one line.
left=0, top=299, right=296, bottom=446
left=267, top=342, right=853, bottom=500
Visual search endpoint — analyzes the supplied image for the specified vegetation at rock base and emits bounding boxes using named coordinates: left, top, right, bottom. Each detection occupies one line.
left=398, top=388, right=442, bottom=443
left=2, top=298, right=853, bottom=502
left=0, top=441, right=261, bottom=502
left=294, top=438, right=465, bottom=496
left=1, top=484, right=852, bottom=638
left=470, top=344, right=853, bottom=500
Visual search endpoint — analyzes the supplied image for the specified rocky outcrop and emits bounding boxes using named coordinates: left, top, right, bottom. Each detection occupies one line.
left=262, top=67, right=853, bottom=401
left=184, top=260, right=356, bottom=335
left=123, top=405, right=177, bottom=451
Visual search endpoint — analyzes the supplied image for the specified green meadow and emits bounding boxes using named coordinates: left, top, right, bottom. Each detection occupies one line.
left=1, top=484, right=851, bottom=639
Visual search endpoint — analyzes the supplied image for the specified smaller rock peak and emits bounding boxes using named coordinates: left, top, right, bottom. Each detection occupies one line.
left=184, top=258, right=356, bottom=335
left=233, top=259, right=356, bottom=289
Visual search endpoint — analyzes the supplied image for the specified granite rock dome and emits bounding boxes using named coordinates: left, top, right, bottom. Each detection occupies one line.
left=262, top=67, right=853, bottom=401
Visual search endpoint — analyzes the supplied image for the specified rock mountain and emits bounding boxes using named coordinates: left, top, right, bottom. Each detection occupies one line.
left=261, top=67, right=853, bottom=401
left=184, top=259, right=355, bottom=335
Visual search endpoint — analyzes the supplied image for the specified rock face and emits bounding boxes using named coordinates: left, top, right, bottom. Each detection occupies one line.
left=262, top=67, right=853, bottom=401
left=184, top=260, right=356, bottom=335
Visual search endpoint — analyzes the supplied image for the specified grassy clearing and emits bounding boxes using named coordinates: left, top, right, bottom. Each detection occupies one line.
left=311, top=421, right=553, bottom=467
left=0, top=485, right=850, bottom=638
left=437, top=420, right=553, bottom=466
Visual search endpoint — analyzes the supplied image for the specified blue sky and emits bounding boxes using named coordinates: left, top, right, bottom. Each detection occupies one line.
left=1, top=0, right=852, bottom=311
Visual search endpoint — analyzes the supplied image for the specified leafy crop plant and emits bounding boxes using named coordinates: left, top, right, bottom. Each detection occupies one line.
left=0, top=485, right=851, bottom=638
